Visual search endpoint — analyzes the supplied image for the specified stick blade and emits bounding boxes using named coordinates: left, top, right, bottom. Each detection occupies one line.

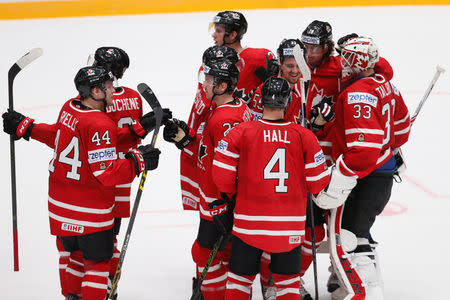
left=16, top=48, right=43, bottom=70
left=293, top=44, right=311, bottom=81
left=437, top=65, right=446, bottom=74
left=137, top=83, right=161, bottom=111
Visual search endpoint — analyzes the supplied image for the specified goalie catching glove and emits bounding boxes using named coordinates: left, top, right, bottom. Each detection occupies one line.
left=163, top=118, right=195, bottom=149
left=125, top=145, right=161, bottom=176
left=128, top=108, right=172, bottom=139
left=313, top=156, right=357, bottom=209
left=208, top=193, right=235, bottom=235
left=2, top=109, right=35, bottom=141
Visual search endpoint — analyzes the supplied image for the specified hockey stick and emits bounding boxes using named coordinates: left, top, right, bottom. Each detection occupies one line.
left=293, top=44, right=320, bottom=300
left=190, top=234, right=225, bottom=300
left=411, top=65, right=445, bottom=123
left=7, top=48, right=43, bottom=272
left=108, top=83, right=163, bottom=299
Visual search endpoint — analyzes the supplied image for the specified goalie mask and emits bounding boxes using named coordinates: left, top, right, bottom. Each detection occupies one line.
left=261, top=77, right=291, bottom=109
left=340, top=37, right=379, bottom=73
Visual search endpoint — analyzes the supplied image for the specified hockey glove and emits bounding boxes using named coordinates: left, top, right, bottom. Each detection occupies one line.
left=313, top=156, right=357, bottom=209
left=208, top=193, right=235, bottom=235
left=128, top=108, right=173, bottom=139
left=310, top=96, right=334, bottom=130
left=125, top=145, right=161, bottom=176
left=254, top=54, right=280, bottom=82
left=2, top=109, right=35, bottom=141
left=335, top=33, right=359, bottom=54
left=163, top=118, right=195, bottom=149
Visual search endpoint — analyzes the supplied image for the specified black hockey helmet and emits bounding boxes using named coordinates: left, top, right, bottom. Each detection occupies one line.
left=301, top=20, right=333, bottom=45
left=261, top=77, right=291, bottom=109
left=211, top=11, right=248, bottom=41
left=93, top=47, right=130, bottom=79
left=203, top=58, right=239, bottom=93
left=277, top=38, right=303, bottom=63
left=74, top=66, right=114, bottom=99
left=202, top=45, right=240, bottom=66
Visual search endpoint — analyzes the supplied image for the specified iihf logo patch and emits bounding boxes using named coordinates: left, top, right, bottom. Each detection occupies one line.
left=217, top=140, right=228, bottom=152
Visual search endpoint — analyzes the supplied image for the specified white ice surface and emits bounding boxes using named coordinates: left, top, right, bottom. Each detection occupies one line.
left=0, top=6, right=449, bottom=299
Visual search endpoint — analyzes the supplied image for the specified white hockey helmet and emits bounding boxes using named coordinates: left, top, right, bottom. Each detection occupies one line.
left=340, top=37, right=379, bottom=73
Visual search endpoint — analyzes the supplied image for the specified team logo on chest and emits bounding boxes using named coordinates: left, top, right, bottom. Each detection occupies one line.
left=198, top=140, right=207, bottom=163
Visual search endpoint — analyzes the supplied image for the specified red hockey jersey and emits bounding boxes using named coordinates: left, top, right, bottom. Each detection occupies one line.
left=306, top=56, right=394, bottom=165
left=105, top=87, right=143, bottom=218
left=331, top=74, right=410, bottom=179
left=212, top=119, right=330, bottom=253
left=47, top=99, right=136, bottom=236
left=247, top=79, right=302, bottom=124
left=236, top=47, right=276, bottom=96
left=179, top=68, right=215, bottom=210
left=197, top=98, right=252, bottom=221
left=31, top=87, right=142, bottom=218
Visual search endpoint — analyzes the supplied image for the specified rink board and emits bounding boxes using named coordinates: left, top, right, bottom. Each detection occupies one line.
left=0, top=0, right=449, bottom=20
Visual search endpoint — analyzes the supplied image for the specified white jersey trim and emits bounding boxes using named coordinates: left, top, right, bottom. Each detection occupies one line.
left=319, top=141, right=332, bottom=147
left=346, top=141, right=382, bottom=149
left=213, top=159, right=237, bottom=171
left=234, top=213, right=306, bottom=222
left=394, top=114, right=410, bottom=125
left=183, top=148, right=194, bottom=156
left=306, top=169, right=330, bottom=182
left=49, top=212, right=114, bottom=228
left=49, top=196, right=113, bottom=214
left=114, top=196, right=129, bottom=202
left=116, top=183, right=131, bottom=188
left=345, top=128, right=384, bottom=135
left=81, top=282, right=108, bottom=290
left=259, top=120, right=291, bottom=126
left=376, top=148, right=392, bottom=165
left=394, top=126, right=411, bottom=136
left=233, top=226, right=305, bottom=237
left=215, top=147, right=239, bottom=158
left=180, top=175, right=199, bottom=188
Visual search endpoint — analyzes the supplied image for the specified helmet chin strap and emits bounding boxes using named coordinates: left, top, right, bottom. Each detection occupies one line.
left=90, top=84, right=108, bottom=111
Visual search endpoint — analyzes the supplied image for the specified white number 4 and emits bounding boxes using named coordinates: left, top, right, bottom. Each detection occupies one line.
left=264, top=148, right=289, bottom=193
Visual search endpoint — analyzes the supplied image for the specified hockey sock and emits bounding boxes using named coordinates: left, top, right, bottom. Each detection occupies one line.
left=65, top=250, right=84, bottom=297
left=272, top=273, right=301, bottom=300
left=192, top=240, right=227, bottom=300
left=56, top=238, right=70, bottom=297
left=82, top=259, right=110, bottom=300
left=224, top=272, right=256, bottom=300
left=109, top=237, right=120, bottom=278
left=299, top=225, right=325, bottom=276
left=259, top=251, right=273, bottom=287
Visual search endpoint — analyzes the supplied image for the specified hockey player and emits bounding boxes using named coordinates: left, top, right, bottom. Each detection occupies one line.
left=209, top=10, right=279, bottom=97
left=317, top=37, right=411, bottom=299
left=298, top=21, right=395, bottom=296
left=211, top=77, right=335, bottom=300
left=164, top=58, right=252, bottom=299
left=246, top=38, right=304, bottom=123
left=2, top=66, right=161, bottom=300
left=180, top=45, right=241, bottom=211
left=2, top=47, right=170, bottom=298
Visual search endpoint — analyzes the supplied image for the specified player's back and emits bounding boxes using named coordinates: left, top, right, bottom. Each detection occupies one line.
left=333, top=74, right=399, bottom=177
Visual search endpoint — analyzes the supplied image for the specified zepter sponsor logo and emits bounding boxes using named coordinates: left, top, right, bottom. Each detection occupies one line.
left=347, top=92, right=378, bottom=107
left=88, top=147, right=117, bottom=163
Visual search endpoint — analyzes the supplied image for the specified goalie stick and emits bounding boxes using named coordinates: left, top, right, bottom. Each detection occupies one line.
left=108, top=83, right=163, bottom=299
left=8, top=48, right=43, bottom=272
left=293, top=43, right=320, bottom=300
left=411, top=65, right=445, bottom=123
